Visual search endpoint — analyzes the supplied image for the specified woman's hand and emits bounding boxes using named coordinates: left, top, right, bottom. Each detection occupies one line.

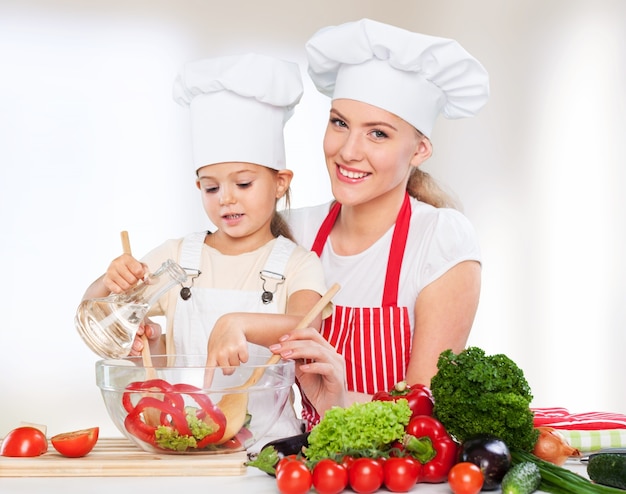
left=270, top=327, right=347, bottom=416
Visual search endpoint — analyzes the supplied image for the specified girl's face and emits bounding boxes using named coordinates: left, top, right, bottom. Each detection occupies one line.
left=323, top=99, right=432, bottom=208
left=196, top=162, right=292, bottom=252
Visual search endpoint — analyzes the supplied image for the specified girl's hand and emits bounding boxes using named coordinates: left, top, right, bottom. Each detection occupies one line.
left=206, top=313, right=249, bottom=369
left=128, top=319, right=162, bottom=356
left=270, top=327, right=347, bottom=415
left=102, top=253, right=147, bottom=294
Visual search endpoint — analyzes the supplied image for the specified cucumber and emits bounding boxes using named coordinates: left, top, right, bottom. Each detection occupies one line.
left=501, top=461, right=542, bottom=494
left=587, top=453, right=626, bottom=489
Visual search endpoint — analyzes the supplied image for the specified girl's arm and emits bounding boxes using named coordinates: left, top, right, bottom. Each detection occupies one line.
left=205, top=289, right=323, bottom=367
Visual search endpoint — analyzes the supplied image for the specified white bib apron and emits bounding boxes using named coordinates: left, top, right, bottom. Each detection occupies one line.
left=171, top=232, right=304, bottom=441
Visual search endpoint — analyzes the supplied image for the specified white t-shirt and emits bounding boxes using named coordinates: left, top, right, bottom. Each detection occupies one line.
left=285, top=197, right=481, bottom=333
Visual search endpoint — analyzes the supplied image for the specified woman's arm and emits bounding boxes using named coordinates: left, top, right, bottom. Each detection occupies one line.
left=405, top=260, right=481, bottom=387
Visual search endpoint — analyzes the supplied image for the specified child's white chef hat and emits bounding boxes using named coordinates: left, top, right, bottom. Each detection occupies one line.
left=173, top=53, right=303, bottom=173
left=305, top=19, right=489, bottom=138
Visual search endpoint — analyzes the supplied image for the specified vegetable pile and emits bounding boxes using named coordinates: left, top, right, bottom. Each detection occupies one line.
left=247, top=346, right=617, bottom=494
left=249, top=394, right=461, bottom=493
left=430, top=346, right=538, bottom=452
left=122, top=378, right=233, bottom=452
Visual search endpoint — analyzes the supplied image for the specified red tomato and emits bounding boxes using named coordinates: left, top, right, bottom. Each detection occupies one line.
left=1, top=426, right=48, bottom=457
left=312, top=458, right=348, bottom=494
left=275, top=457, right=312, bottom=494
left=383, top=456, right=420, bottom=492
left=50, top=427, right=99, bottom=458
left=340, top=454, right=355, bottom=472
left=448, top=462, right=484, bottom=494
left=275, top=454, right=299, bottom=476
left=348, top=457, right=384, bottom=494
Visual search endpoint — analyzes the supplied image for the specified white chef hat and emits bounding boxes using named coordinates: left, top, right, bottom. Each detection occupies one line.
left=305, top=18, right=489, bottom=138
left=173, top=53, right=303, bottom=173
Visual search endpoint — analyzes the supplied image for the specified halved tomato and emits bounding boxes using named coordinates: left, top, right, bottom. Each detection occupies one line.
left=50, top=427, right=99, bottom=458
left=1, top=426, right=48, bottom=457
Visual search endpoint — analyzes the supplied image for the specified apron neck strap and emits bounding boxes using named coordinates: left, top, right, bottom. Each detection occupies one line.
left=382, top=193, right=411, bottom=307
left=311, top=193, right=412, bottom=307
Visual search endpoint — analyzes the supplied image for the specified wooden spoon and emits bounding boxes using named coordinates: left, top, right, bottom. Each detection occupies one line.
left=121, top=231, right=160, bottom=426
left=214, top=283, right=340, bottom=444
left=120, top=231, right=156, bottom=378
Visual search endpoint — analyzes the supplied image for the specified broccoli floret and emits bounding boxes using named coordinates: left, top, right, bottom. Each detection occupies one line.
left=430, top=347, right=538, bottom=452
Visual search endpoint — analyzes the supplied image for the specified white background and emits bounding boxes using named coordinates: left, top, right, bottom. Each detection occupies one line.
left=1, top=0, right=625, bottom=439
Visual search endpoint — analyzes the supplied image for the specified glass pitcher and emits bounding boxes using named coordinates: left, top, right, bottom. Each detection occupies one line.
left=75, top=259, right=188, bottom=358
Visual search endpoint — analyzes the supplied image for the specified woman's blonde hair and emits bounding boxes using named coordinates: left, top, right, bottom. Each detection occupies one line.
left=407, top=167, right=459, bottom=209
left=406, top=130, right=459, bottom=210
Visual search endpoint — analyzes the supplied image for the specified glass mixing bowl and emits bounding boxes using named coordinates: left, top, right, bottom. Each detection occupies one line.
left=96, top=351, right=295, bottom=454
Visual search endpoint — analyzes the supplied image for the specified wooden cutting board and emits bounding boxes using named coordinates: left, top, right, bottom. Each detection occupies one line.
left=0, top=437, right=247, bottom=477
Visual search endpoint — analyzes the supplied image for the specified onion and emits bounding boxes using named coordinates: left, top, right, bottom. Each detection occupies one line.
left=532, top=427, right=581, bottom=465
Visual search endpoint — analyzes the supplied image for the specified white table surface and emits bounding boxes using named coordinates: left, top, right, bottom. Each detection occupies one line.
left=0, top=458, right=590, bottom=494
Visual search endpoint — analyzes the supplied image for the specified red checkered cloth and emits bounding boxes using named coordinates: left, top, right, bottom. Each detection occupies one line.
left=532, top=407, right=626, bottom=430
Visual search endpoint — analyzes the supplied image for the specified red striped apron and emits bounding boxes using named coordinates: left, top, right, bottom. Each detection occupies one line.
left=301, top=193, right=413, bottom=428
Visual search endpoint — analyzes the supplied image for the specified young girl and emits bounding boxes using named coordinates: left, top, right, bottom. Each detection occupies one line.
left=273, top=18, right=490, bottom=428
left=81, top=53, right=330, bottom=436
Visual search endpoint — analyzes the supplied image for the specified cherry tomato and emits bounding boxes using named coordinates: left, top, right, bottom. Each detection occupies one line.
left=312, top=458, right=348, bottom=494
left=275, top=454, right=299, bottom=476
left=348, top=457, right=384, bottom=494
left=383, top=456, right=420, bottom=492
left=340, top=454, right=355, bottom=472
left=50, top=427, right=99, bottom=458
left=1, top=426, right=48, bottom=457
left=448, top=462, right=484, bottom=494
left=275, top=456, right=312, bottom=494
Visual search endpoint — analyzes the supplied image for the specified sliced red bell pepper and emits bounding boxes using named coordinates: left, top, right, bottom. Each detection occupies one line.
left=122, top=379, right=227, bottom=450
left=372, top=381, right=434, bottom=419
left=403, top=415, right=458, bottom=483
left=122, top=378, right=184, bottom=414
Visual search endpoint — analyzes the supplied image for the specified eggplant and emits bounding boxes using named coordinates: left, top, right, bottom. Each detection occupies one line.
left=247, top=432, right=310, bottom=476
left=458, top=435, right=512, bottom=490
left=260, top=431, right=310, bottom=458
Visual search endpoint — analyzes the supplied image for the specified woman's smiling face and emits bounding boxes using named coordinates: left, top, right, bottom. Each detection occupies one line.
left=322, top=98, right=431, bottom=207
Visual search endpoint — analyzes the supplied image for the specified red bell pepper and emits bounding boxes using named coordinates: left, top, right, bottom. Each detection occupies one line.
left=122, top=379, right=227, bottom=450
left=122, top=378, right=184, bottom=414
left=402, top=415, right=458, bottom=483
left=372, top=381, right=434, bottom=419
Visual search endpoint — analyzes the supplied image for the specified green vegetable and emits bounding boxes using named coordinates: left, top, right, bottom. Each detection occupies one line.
left=154, top=407, right=216, bottom=451
left=184, top=406, right=216, bottom=440
left=511, top=450, right=626, bottom=493
left=245, top=445, right=281, bottom=475
left=587, top=453, right=626, bottom=489
left=155, top=426, right=198, bottom=451
left=501, top=461, right=541, bottom=494
left=304, top=399, right=412, bottom=463
left=430, top=347, right=538, bottom=452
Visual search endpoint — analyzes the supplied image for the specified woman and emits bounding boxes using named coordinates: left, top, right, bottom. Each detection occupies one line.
left=272, top=18, right=490, bottom=428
